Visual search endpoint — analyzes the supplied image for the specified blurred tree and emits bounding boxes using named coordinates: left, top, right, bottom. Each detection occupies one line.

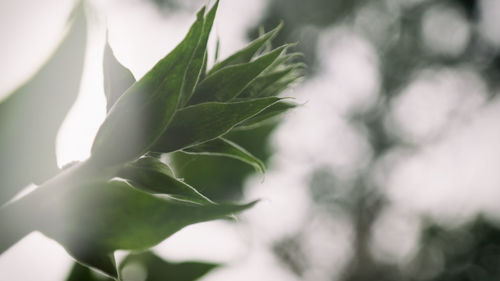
left=250, top=0, right=500, bottom=280
left=409, top=216, right=500, bottom=281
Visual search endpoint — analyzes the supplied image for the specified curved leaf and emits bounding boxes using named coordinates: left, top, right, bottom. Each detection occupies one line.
left=152, top=97, right=281, bottom=153
left=183, top=138, right=265, bottom=173
left=0, top=4, right=87, bottom=205
left=188, top=45, right=287, bottom=105
left=39, top=180, right=255, bottom=277
left=236, top=100, right=297, bottom=129
left=118, top=156, right=213, bottom=204
left=239, top=64, right=301, bottom=98
left=258, top=72, right=303, bottom=98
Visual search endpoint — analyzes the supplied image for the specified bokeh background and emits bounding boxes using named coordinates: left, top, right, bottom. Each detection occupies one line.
left=1, top=0, right=500, bottom=280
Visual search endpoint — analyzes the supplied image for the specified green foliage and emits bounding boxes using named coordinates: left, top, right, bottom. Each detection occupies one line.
left=188, top=45, right=287, bottom=104
left=236, top=101, right=297, bottom=129
left=118, top=156, right=213, bottom=204
left=208, top=23, right=282, bottom=74
left=168, top=123, right=277, bottom=202
left=183, top=137, right=265, bottom=173
left=152, top=97, right=282, bottom=152
left=90, top=5, right=212, bottom=167
left=0, top=1, right=303, bottom=279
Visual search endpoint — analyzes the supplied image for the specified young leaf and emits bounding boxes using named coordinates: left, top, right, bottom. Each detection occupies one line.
left=239, top=65, right=298, bottom=98
left=214, top=35, right=221, bottom=63
left=118, top=156, right=213, bottom=204
left=188, top=45, right=287, bottom=104
left=0, top=4, right=87, bottom=205
left=103, top=39, right=136, bottom=112
left=262, top=52, right=304, bottom=74
left=257, top=72, right=303, bottom=98
left=209, top=23, right=282, bottom=74
left=236, top=101, right=297, bottom=129
left=183, top=137, right=265, bottom=173
left=152, top=97, right=281, bottom=152
left=179, top=0, right=218, bottom=107
left=119, top=252, right=218, bottom=281
left=91, top=6, right=209, bottom=167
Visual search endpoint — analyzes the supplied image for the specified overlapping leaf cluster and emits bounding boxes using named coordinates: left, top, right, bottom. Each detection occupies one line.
left=0, top=1, right=303, bottom=280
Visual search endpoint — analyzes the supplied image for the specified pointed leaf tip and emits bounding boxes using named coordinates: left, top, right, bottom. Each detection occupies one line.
left=209, top=22, right=283, bottom=74
left=103, top=39, right=136, bottom=112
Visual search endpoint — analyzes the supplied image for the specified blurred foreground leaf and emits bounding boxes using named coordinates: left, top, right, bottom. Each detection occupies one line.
left=39, top=180, right=254, bottom=278
left=66, top=262, right=113, bottom=281
left=0, top=4, right=86, bottom=205
left=66, top=251, right=217, bottom=281
left=120, top=252, right=218, bottom=281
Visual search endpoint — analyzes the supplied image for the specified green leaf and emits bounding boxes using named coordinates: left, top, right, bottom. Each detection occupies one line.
left=152, top=97, right=281, bottom=153
left=166, top=123, right=277, bottom=202
left=66, top=262, right=113, bottom=281
left=39, top=180, right=255, bottom=277
left=209, top=23, right=282, bottom=74
left=188, top=45, right=287, bottom=105
left=183, top=137, right=265, bottom=173
left=214, top=35, right=221, bottom=63
left=263, top=52, right=304, bottom=73
left=119, top=252, right=218, bottom=281
left=65, top=248, right=218, bottom=281
left=257, top=72, right=303, bottom=98
left=236, top=101, right=297, bottom=129
left=91, top=5, right=210, bottom=167
left=0, top=3, right=87, bottom=205
left=103, top=38, right=136, bottom=112
left=239, top=65, right=299, bottom=98
left=179, top=0, right=218, bottom=107
left=65, top=249, right=118, bottom=279
left=199, top=50, right=209, bottom=82
left=118, top=156, right=213, bottom=204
